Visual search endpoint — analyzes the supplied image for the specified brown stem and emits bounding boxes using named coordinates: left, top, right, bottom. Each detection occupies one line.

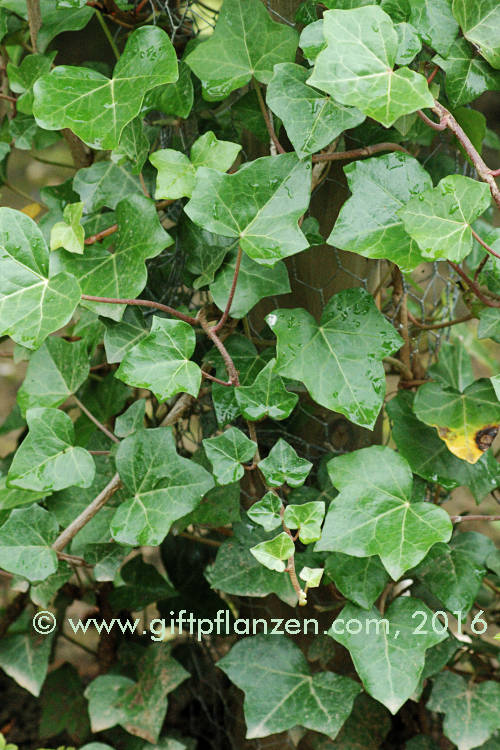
left=201, top=370, right=232, bottom=387
left=474, top=254, right=489, bottom=282
left=253, top=78, right=285, bottom=154
left=416, top=109, right=449, bottom=131
left=470, top=227, right=500, bottom=260
left=72, top=395, right=119, bottom=444
left=84, top=224, right=118, bottom=245
left=407, top=311, right=474, bottom=330
left=211, top=246, right=242, bottom=333
left=448, top=262, right=500, bottom=308
left=451, top=515, right=500, bottom=523
left=312, top=142, right=409, bottom=162
left=280, top=505, right=306, bottom=606
left=80, top=294, right=199, bottom=325
left=0, top=93, right=16, bottom=104
left=426, top=65, right=439, bottom=84
left=198, top=314, right=240, bottom=386
left=246, top=420, right=261, bottom=464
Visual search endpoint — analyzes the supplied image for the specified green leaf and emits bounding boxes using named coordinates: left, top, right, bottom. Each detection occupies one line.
left=108, top=556, right=176, bottom=611
left=185, top=153, right=311, bottom=265
left=328, top=153, right=432, bottom=272
left=180, top=217, right=235, bottom=290
left=408, top=0, right=458, bottom=56
left=203, top=426, right=256, bottom=485
left=250, top=531, right=295, bottom=572
left=284, top=501, right=325, bottom=544
left=478, top=307, right=500, bottom=343
left=185, top=0, right=298, bottom=100
left=326, top=693, right=392, bottom=750
left=151, top=131, right=241, bottom=199
left=40, top=663, right=90, bottom=743
left=325, top=552, right=389, bottom=609
left=6, top=52, right=55, bottom=114
left=73, top=161, right=142, bottom=214
left=178, top=448, right=240, bottom=528
left=115, top=316, right=201, bottom=401
left=434, top=38, right=500, bottom=107
left=399, top=174, right=491, bottom=262
left=299, top=566, right=323, bottom=588
left=330, top=597, right=446, bottom=713
left=427, top=671, right=500, bottom=750
left=316, top=446, right=452, bottom=579
left=103, top=306, right=149, bottom=364
left=52, top=194, right=172, bottom=321
left=33, top=26, right=178, bottom=149
left=7, top=407, right=95, bottom=492
left=258, top=438, right=312, bottom=488
left=144, top=60, right=194, bottom=119
left=234, top=358, right=298, bottom=421
left=37, top=0, right=94, bottom=52
left=210, top=250, right=290, bottom=318
left=266, top=62, right=365, bottom=158
left=247, top=492, right=282, bottom=531
left=427, top=340, right=474, bottom=392
left=17, top=338, right=89, bottom=415
left=85, top=644, right=188, bottom=743
left=412, top=540, right=485, bottom=614
left=268, top=287, right=403, bottom=428
left=0, top=474, right=45, bottom=512
left=0, top=630, right=52, bottom=696
left=31, top=561, right=72, bottom=607
left=307, top=6, right=434, bottom=127
left=413, top=378, right=500, bottom=463
left=112, top=118, right=150, bottom=175
left=299, top=19, right=326, bottom=63
left=114, top=399, right=146, bottom=438
left=387, top=391, right=500, bottom=503
left=452, top=0, right=500, bottom=69
left=111, top=427, right=214, bottom=546
left=218, top=633, right=361, bottom=739
left=0, top=207, right=80, bottom=349
left=395, top=22, right=422, bottom=64
left=0, top=504, right=58, bottom=581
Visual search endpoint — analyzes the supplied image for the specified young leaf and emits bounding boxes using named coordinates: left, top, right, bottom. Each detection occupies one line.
left=266, top=62, right=365, bottom=158
left=250, top=531, right=295, bottom=572
left=185, top=153, right=311, bottom=266
left=283, top=501, right=325, bottom=544
left=185, top=0, right=298, bottom=100
left=328, top=153, right=432, bottom=272
left=203, top=426, right=256, bottom=485
left=50, top=201, right=85, bottom=255
left=0, top=505, right=58, bottom=581
left=452, top=0, right=500, bottom=69
left=17, top=337, right=89, bottom=414
left=413, top=378, right=500, bottom=463
left=111, top=427, right=214, bottom=546
left=399, top=174, right=491, bottom=262
left=247, top=492, right=282, bottom=531
left=427, top=671, right=500, bottom=750
left=218, top=633, right=361, bottom=739
left=268, top=288, right=403, bottom=429
left=325, top=552, right=389, bottom=609
left=7, top=407, right=95, bottom=492
left=329, top=597, right=447, bottom=713
left=299, top=566, right=323, bottom=588
left=0, top=630, right=53, bottom=696
left=258, top=439, right=312, bottom=488
left=234, top=358, right=298, bottom=422
left=33, top=26, right=178, bottom=149
left=0, top=207, right=81, bottom=349
left=316, top=446, right=452, bottom=579
left=115, top=317, right=201, bottom=401
left=307, top=6, right=434, bottom=127
left=434, top=38, right=500, bottom=108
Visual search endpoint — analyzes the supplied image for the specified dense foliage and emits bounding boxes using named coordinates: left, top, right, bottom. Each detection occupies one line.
left=0, top=0, right=500, bottom=747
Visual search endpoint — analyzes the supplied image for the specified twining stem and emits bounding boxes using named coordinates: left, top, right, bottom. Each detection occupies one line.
left=80, top=294, right=200, bottom=325
left=470, top=227, right=500, bottom=260
left=253, top=78, right=285, bottom=155
left=201, top=370, right=232, bottom=387
left=416, top=109, right=448, bottom=131
left=198, top=312, right=240, bottom=386
left=407, top=311, right=474, bottom=330
left=211, top=246, right=243, bottom=334
left=280, top=504, right=306, bottom=606
left=84, top=224, right=118, bottom=245
left=448, top=262, right=500, bottom=308
left=312, top=142, right=409, bottom=162
left=72, top=395, right=119, bottom=444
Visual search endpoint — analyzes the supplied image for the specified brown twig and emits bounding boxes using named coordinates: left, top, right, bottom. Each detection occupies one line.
left=84, top=224, right=118, bottom=245
left=312, top=142, right=409, bottom=162
left=198, top=313, right=240, bottom=386
left=72, top=395, right=119, bottom=444
left=253, top=78, right=285, bottom=155
left=201, top=371, right=232, bottom=387
left=470, top=227, right=500, bottom=260
left=448, top=262, right=500, bottom=308
left=81, top=294, right=200, bottom=325
left=211, top=246, right=242, bottom=334
left=407, top=311, right=474, bottom=330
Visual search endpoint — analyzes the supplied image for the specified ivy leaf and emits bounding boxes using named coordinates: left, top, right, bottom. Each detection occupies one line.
left=452, top=0, right=500, bottom=70
left=434, top=38, right=500, bottom=107
left=210, top=251, right=290, bottom=318
left=478, top=307, right=500, bottom=343
left=325, top=552, right=389, bottom=609
left=7, top=407, right=95, bottom=493
left=234, top=358, right=298, bottom=422
left=39, top=663, right=90, bottom=743
left=395, top=22, right=422, bottom=65
left=316, top=446, right=452, bottom=579
left=85, top=644, right=188, bottom=743
left=103, top=306, right=149, bottom=364
left=0, top=207, right=80, bottom=349
left=37, top=0, right=94, bottom=52
left=329, top=598, right=446, bottom=713
left=427, top=340, right=474, bottom=392
left=408, top=0, right=458, bottom=56
left=180, top=218, right=235, bottom=290
left=112, top=118, right=150, bottom=175
left=108, top=556, right=176, bottom=611
left=0, top=505, right=58, bottom=581
left=250, top=531, right=295, bottom=572
left=247, top=492, right=282, bottom=531
left=6, top=52, right=55, bottom=114
left=258, top=438, right=312, bottom=488
left=399, top=174, right=491, bottom=262
left=427, top=672, right=500, bottom=750
left=218, top=633, right=361, bottom=739
left=111, top=427, right=214, bottom=546
left=0, top=475, right=45, bottom=512
left=31, top=561, right=73, bottom=608
left=413, top=379, right=500, bottom=464
left=284, top=501, right=325, bottom=544
left=387, top=391, right=500, bottom=503
left=185, top=153, right=311, bottom=266
left=115, top=317, right=201, bottom=401
left=328, top=153, right=432, bottom=272
left=73, top=161, right=142, bottom=214
left=307, top=6, right=434, bottom=127
left=185, top=0, right=298, bottom=100
left=412, top=540, right=485, bottom=614
left=49, top=201, right=84, bottom=255
left=299, top=19, right=326, bottom=62
left=268, top=287, right=403, bottom=429
left=17, top=337, right=89, bottom=415
left=144, top=59, right=193, bottom=119
left=33, top=26, right=178, bottom=149
left=151, top=131, right=241, bottom=199
left=114, top=399, right=146, bottom=439
left=203, top=426, right=256, bottom=485
left=327, top=693, right=392, bottom=750
left=0, top=630, right=52, bottom=696
left=52, top=194, right=172, bottom=321
left=266, top=62, right=365, bottom=158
